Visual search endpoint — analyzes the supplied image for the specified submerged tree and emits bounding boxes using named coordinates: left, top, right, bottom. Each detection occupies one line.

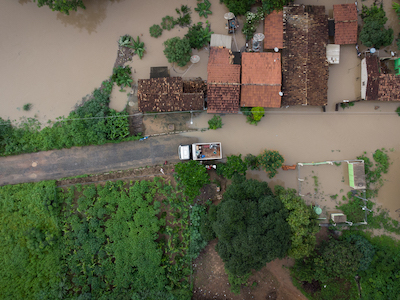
left=33, top=0, right=85, bottom=15
left=163, top=37, right=192, bottom=67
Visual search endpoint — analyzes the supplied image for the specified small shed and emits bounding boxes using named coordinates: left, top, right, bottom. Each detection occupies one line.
left=326, top=44, right=340, bottom=64
left=348, top=161, right=366, bottom=190
left=210, top=34, right=232, bottom=49
left=331, top=213, right=347, bottom=224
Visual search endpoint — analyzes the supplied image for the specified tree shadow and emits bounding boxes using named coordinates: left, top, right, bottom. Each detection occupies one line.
left=56, top=0, right=125, bottom=34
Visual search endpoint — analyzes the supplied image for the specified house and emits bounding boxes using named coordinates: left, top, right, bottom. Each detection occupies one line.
left=207, top=47, right=241, bottom=113
left=361, top=55, right=400, bottom=101
left=138, top=77, right=204, bottom=112
left=333, top=4, right=358, bottom=45
left=241, top=52, right=282, bottom=108
left=281, top=5, right=329, bottom=106
left=264, top=10, right=283, bottom=49
left=348, top=161, right=366, bottom=190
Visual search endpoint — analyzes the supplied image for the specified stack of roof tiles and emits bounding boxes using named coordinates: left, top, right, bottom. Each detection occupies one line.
left=365, top=55, right=400, bottom=101
left=207, top=47, right=241, bottom=113
left=333, top=4, right=358, bottom=45
left=241, top=52, right=282, bottom=108
left=282, top=5, right=329, bottom=106
left=264, top=10, right=284, bottom=49
left=138, top=77, right=204, bottom=112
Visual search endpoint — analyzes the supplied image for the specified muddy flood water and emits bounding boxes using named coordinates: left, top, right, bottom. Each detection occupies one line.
left=1, top=0, right=400, bottom=224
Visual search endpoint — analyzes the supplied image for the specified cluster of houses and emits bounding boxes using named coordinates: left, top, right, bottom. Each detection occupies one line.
left=137, top=3, right=400, bottom=114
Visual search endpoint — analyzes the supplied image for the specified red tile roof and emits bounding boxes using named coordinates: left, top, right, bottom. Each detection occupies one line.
left=264, top=10, right=283, bottom=49
left=378, top=74, right=400, bottom=101
left=207, top=47, right=241, bottom=113
left=241, top=52, right=282, bottom=107
left=241, top=85, right=281, bottom=108
left=333, top=4, right=357, bottom=22
left=333, top=4, right=358, bottom=45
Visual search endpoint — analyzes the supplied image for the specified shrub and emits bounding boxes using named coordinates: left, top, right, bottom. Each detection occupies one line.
left=242, top=9, right=265, bottom=40
left=244, top=153, right=260, bottom=170
left=220, top=154, right=248, bottom=179
left=195, top=0, right=212, bottom=18
left=132, top=36, right=145, bottom=59
left=396, top=106, right=400, bottom=116
left=34, top=0, right=85, bottom=15
left=111, top=66, right=133, bottom=91
left=23, top=103, right=32, bottom=111
left=163, top=37, right=192, bottom=67
left=118, top=34, right=134, bottom=47
left=221, top=0, right=256, bottom=16
left=150, top=24, right=163, bottom=38
left=161, top=15, right=175, bottom=30
left=258, top=150, right=284, bottom=178
left=208, top=115, right=222, bottom=130
left=174, top=160, right=210, bottom=201
left=185, top=21, right=214, bottom=50
left=175, top=5, right=191, bottom=27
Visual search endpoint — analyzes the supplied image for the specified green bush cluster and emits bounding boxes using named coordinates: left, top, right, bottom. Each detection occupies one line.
left=207, top=114, right=222, bottom=130
left=185, top=21, right=214, bottom=50
left=117, top=35, right=145, bottom=59
left=241, top=106, right=265, bottom=125
left=33, top=0, right=85, bottom=15
left=174, top=160, right=210, bottom=201
left=195, top=0, right=212, bottom=18
left=360, top=4, right=393, bottom=49
left=0, top=81, right=139, bottom=156
left=150, top=5, right=192, bottom=38
left=149, top=24, right=163, bottom=38
left=111, top=66, right=133, bottom=90
left=0, top=178, right=199, bottom=299
left=163, top=37, right=192, bottom=67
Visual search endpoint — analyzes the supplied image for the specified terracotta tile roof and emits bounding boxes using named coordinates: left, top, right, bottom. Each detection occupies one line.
left=264, top=10, right=283, bottom=49
left=207, top=47, right=241, bottom=113
left=333, top=4, right=357, bottom=22
left=241, top=52, right=281, bottom=107
left=138, top=77, right=204, bottom=112
left=207, top=64, right=241, bottom=83
left=282, top=5, right=329, bottom=106
left=333, top=4, right=358, bottom=45
left=207, top=85, right=240, bottom=113
left=241, top=85, right=281, bottom=108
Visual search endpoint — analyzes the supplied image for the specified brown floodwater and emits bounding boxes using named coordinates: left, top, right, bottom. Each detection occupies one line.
left=1, top=0, right=400, bottom=224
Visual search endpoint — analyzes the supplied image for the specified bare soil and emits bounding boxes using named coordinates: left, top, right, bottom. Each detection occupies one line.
left=192, top=240, right=307, bottom=300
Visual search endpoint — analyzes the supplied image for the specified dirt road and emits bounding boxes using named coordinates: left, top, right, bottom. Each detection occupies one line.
left=0, top=135, right=197, bottom=186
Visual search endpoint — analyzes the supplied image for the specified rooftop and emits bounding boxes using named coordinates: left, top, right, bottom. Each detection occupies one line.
left=264, top=10, right=284, bottom=49
left=138, top=77, right=204, bottom=112
left=281, top=5, right=329, bottom=106
left=241, top=52, right=281, bottom=108
left=207, top=47, right=241, bottom=113
left=333, top=4, right=358, bottom=44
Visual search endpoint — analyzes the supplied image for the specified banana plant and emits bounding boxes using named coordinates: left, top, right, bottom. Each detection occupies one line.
left=132, top=36, right=145, bottom=59
left=195, top=0, right=212, bottom=18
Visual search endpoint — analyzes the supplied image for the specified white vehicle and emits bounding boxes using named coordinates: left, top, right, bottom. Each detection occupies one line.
left=178, top=142, right=222, bottom=161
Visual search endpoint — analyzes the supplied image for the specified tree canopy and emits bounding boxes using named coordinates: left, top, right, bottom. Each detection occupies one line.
left=163, top=37, right=192, bottom=67
left=274, top=186, right=319, bottom=259
left=33, top=0, right=85, bottom=15
left=209, top=178, right=291, bottom=277
left=359, top=4, right=393, bottom=49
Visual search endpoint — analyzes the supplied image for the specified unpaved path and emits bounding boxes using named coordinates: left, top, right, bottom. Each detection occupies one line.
left=0, top=135, right=197, bottom=186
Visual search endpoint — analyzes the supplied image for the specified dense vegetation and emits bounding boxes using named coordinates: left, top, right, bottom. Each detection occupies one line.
left=0, top=80, right=139, bottom=156
left=360, top=4, right=393, bottom=49
left=291, top=231, right=400, bottom=300
left=208, top=177, right=291, bottom=290
left=0, top=174, right=212, bottom=299
left=163, top=37, right=192, bottom=67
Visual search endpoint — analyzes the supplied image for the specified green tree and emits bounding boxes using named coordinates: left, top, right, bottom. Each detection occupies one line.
left=258, top=150, right=284, bottom=178
left=33, top=0, right=85, bottom=15
left=261, top=0, right=293, bottom=14
left=219, top=154, right=248, bottom=179
left=209, top=178, right=290, bottom=277
left=360, top=4, right=393, bottom=49
left=174, top=160, right=210, bottom=200
left=221, top=0, right=256, bottom=16
left=163, top=37, right=192, bottom=67
left=208, top=115, right=222, bottom=130
left=185, top=22, right=214, bottom=50
left=274, top=186, right=319, bottom=259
